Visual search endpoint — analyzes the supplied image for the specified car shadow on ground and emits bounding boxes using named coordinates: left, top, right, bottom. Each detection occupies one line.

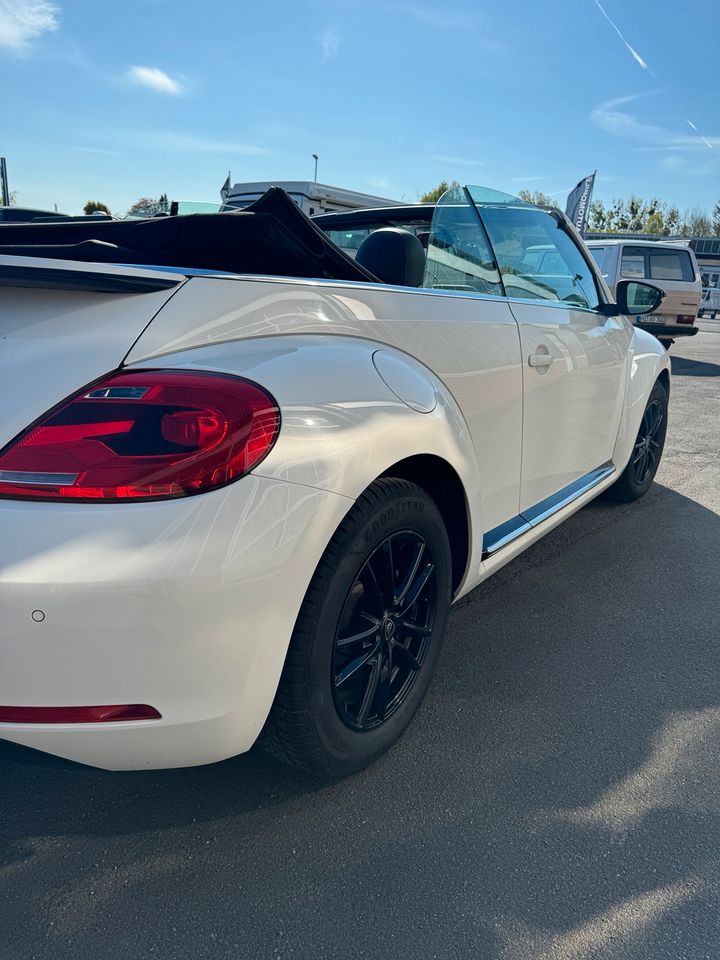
left=670, top=355, right=720, bottom=377
left=2, top=483, right=719, bottom=958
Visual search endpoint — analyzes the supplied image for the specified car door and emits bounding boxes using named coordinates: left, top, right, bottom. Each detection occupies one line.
left=475, top=194, right=631, bottom=513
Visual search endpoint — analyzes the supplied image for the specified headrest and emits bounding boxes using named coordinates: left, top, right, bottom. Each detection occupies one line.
left=355, top=228, right=426, bottom=287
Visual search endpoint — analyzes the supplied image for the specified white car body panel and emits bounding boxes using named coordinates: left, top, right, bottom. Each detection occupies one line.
left=126, top=274, right=524, bottom=535
left=0, top=256, right=183, bottom=447
left=0, top=476, right=353, bottom=769
left=508, top=299, right=632, bottom=511
left=0, top=220, right=670, bottom=769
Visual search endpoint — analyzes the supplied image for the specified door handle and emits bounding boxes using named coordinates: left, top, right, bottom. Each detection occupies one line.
left=528, top=353, right=553, bottom=368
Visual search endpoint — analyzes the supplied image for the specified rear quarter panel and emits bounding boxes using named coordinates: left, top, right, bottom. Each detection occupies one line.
left=125, top=274, right=526, bottom=590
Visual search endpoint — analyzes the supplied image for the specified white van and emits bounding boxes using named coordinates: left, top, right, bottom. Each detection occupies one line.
left=586, top=239, right=701, bottom=346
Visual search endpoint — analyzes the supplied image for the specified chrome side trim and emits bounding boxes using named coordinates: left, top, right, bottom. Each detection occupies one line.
left=521, top=464, right=615, bottom=527
left=481, top=463, right=615, bottom=560
left=481, top=515, right=532, bottom=558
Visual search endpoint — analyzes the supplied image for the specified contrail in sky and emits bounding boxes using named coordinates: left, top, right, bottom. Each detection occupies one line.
left=593, top=0, right=654, bottom=76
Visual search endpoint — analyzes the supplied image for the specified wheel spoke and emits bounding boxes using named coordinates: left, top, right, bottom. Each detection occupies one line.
left=368, top=544, right=393, bottom=609
left=374, top=655, right=392, bottom=721
left=398, top=563, right=435, bottom=616
left=336, top=616, right=380, bottom=649
left=401, top=620, right=432, bottom=639
left=356, top=657, right=382, bottom=725
left=363, top=561, right=386, bottom=616
left=649, top=410, right=663, bottom=438
left=632, top=444, right=645, bottom=464
left=392, top=642, right=421, bottom=672
left=334, top=645, right=378, bottom=687
left=394, top=540, right=425, bottom=607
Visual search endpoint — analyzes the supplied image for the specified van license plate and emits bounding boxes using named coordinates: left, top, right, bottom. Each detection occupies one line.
left=641, top=315, right=668, bottom=325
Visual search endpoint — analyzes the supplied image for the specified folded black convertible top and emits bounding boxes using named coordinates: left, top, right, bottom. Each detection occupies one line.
left=0, top=187, right=378, bottom=284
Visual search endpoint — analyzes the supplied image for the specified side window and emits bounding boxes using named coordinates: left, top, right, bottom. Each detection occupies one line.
left=620, top=247, right=647, bottom=279
left=587, top=245, right=608, bottom=275
left=479, top=206, right=600, bottom=309
left=423, top=187, right=503, bottom=295
left=324, top=228, right=370, bottom=259
left=649, top=251, right=694, bottom=282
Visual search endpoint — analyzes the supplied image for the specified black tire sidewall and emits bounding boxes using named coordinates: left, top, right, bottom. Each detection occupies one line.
left=625, top=381, right=668, bottom=496
left=302, top=484, right=451, bottom=772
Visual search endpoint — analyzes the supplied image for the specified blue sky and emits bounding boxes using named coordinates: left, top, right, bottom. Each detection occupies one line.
left=3, top=0, right=719, bottom=215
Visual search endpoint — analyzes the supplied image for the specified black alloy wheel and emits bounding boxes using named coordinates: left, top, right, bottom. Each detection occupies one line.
left=331, top=531, right=437, bottom=731
left=261, top=477, right=452, bottom=776
left=632, top=398, right=664, bottom=486
left=604, top=379, right=668, bottom=503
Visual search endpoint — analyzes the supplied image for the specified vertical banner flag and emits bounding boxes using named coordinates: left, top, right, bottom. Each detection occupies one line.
left=0, top=158, right=9, bottom=207
left=565, top=172, right=596, bottom=235
left=220, top=172, right=231, bottom=202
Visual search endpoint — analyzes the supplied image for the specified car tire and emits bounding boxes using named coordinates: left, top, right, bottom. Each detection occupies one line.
left=604, top=380, right=668, bottom=503
left=260, top=477, right=452, bottom=776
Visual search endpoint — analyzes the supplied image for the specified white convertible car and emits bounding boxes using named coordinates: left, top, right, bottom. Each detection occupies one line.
left=0, top=185, right=669, bottom=774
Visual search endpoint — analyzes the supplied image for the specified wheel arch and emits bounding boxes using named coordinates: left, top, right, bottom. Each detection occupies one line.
left=378, top=454, right=470, bottom=596
left=613, top=328, right=671, bottom=473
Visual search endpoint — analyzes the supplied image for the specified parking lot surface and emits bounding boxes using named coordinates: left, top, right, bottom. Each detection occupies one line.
left=2, top=332, right=719, bottom=960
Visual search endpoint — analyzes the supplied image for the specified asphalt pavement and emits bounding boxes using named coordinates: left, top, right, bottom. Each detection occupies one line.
left=2, top=332, right=720, bottom=960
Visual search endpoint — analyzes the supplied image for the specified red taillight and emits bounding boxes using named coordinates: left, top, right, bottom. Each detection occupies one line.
left=0, top=704, right=161, bottom=723
left=678, top=315, right=694, bottom=325
left=0, top=370, right=280, bottom=502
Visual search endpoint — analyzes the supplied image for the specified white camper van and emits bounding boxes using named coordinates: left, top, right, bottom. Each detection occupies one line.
left=221, top=180, right=402, bottom=216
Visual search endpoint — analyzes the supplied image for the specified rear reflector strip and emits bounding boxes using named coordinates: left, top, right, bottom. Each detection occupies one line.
left=0, top=470, right=79, bottom=486
left=0, top=704, right=161, bottom=723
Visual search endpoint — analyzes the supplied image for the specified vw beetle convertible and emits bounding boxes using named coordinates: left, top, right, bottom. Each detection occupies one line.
left=0, top=185, right=669, bottom=774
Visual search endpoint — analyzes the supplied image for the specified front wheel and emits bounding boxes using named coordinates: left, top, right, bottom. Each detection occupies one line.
left=604, top=380, right=668, bottom=502
left=260, top=478, right=452, bottom=776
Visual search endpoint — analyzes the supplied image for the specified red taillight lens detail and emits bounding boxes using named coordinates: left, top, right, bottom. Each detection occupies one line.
left=0, top=370, right=280, bottom=501
left=0, top=704, right=161, bottom=723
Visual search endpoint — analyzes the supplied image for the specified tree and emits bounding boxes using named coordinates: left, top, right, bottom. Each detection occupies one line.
left=518, top=189, right=556, bottom=208
left=681, top=207, right=713, bottom=237
left=6, top=190, right=18, bottom=206
left=84, top=200, right=111, bottom=216
left=127, top=196, right=168, bottom=217
left=419, top=180, right=459, bottom=203
left=713, top=200, right=720, bottom=236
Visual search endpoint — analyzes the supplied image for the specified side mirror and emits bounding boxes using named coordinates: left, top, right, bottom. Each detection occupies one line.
left=602, top=279, right=665, bottom=317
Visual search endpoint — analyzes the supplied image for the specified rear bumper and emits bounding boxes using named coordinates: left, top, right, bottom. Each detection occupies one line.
left=637, top=322, right=699, bottom=339
left=0, top=476, right=351, bottom=769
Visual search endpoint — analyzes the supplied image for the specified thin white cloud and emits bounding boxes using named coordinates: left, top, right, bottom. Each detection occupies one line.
left=591, top=93, right=720, bottom=150
left=127, top=65, right=183, bottom=96
left=319, top=25, right=340, bottom=61
left=592, top=0, right=654, bottom=75
left=74, top=146, right=121, bottom=156
left=92, top=130, right=271, bottom=156
left=430, top=154, right=483, bottom=166
left=407, top=4, right=479, bottom=28
left=687, top=119, right=698, bottom=132
left=367, top=175, right=392, bottom=191
left=0, top=0, right=59, bottom=52
left=510, top=176, right=543, bottom=182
